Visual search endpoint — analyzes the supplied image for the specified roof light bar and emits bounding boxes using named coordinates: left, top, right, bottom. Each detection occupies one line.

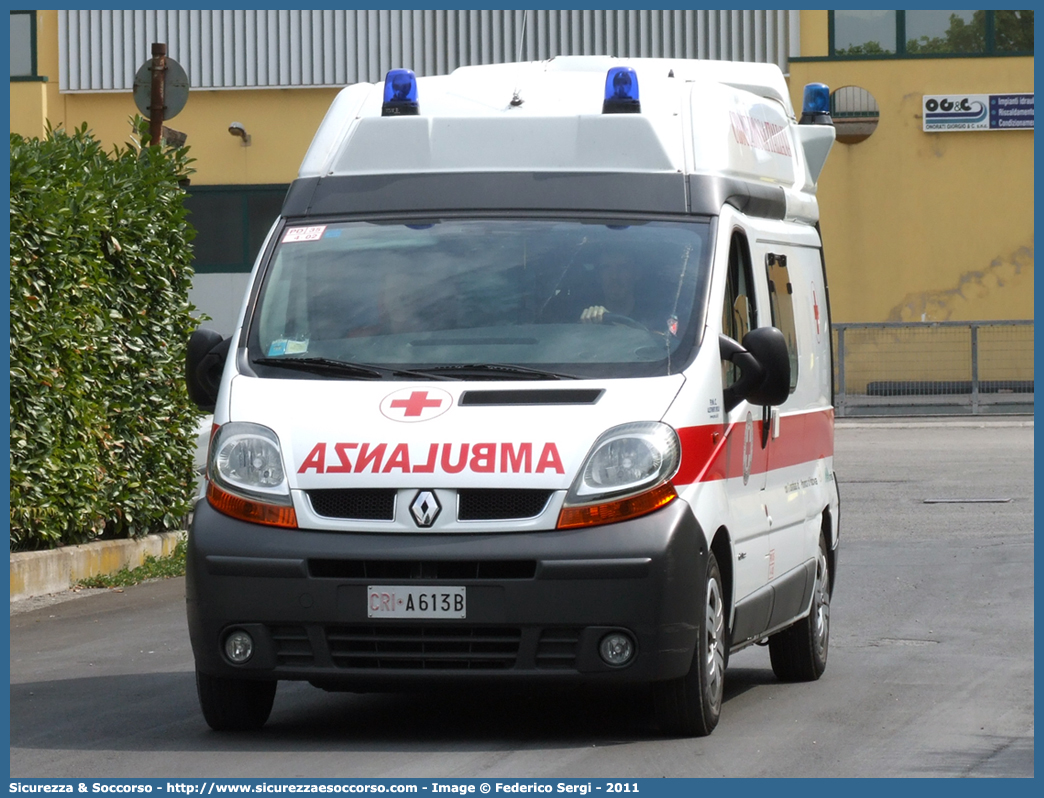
left=602, top=67, right=641, bottom=114
left=382, top=68, right=419, bottom=116
left=800, top=83, right=832, bottom=126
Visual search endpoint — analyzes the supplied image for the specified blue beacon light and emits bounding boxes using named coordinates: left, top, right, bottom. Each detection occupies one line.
left=799, top=82, right=832, bottom=125
left=602, top=67, right=641, bottom=114
left=382, top=69, right=419, bottom=116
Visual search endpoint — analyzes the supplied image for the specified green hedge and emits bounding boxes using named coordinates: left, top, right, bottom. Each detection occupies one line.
left=10, top=120, right=201, bottom=551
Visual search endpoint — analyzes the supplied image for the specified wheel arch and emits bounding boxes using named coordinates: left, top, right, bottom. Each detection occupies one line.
left=709, top=525, right=734, bottom=637
left=821, top=507, right=837, bottom=595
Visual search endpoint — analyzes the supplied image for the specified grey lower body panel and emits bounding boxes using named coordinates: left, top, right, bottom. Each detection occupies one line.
left=186, top=499, right=707, bottom=687
left=731, top=559, right=817, bottom=650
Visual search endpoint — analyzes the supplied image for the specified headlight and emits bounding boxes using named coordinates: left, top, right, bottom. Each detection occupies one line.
left=207, top=422, right=297, bottom=528
left=566, top=422, right=680, bottom=503
left=209, top=422, right=290, bottom=502
left=559, top=422, right=680, bottom=529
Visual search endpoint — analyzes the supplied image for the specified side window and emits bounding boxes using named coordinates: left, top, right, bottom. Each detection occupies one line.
left=10, top=11, right=37, bottom=79
left=766, top=253, right=799, bottom=392
left=721, top=233, right=757, bottom=389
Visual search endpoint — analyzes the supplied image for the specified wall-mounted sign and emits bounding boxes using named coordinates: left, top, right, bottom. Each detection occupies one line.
left=923, top=93, right=1033, bottom=132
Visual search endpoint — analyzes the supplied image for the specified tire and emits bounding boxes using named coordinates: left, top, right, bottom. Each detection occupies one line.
left=653, top=551, right=726, bottom=737
left=196, top=670, right=277, bottom=731
left=769, top=534, right=831, bottom=682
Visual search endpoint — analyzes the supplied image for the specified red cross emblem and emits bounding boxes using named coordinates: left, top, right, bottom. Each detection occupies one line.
left=380, top=387, right=452, bottom=422
left=391, top=391, right=443, bottom=416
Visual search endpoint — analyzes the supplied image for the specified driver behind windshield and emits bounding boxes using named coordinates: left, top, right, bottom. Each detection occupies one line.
left=579, top=250, right=640, bottom=325
left=544, top=245, right=673, bottom=332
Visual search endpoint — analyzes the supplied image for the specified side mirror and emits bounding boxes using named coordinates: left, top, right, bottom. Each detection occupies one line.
left=719, top=327, right=791, bottom=413
left=186, top=329, right=230, bottom=412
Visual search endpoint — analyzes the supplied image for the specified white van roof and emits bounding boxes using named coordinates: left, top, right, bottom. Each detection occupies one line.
left=298, top=57, right=834, bottom=222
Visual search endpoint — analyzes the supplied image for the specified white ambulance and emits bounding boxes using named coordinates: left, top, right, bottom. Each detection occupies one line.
left=186, top=56, right=840, bottom=737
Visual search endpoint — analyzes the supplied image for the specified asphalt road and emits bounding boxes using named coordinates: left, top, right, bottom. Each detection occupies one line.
left=9, top=418, right=1034, bottom=778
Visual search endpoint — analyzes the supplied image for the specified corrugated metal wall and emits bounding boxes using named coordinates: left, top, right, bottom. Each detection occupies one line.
left=58, top=9, right=800, bottom=92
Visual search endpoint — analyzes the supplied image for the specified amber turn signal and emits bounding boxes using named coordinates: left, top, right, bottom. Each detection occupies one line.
left=557, top=482, right=678, bottom=529
left=207, top=481, right=298, bottom=528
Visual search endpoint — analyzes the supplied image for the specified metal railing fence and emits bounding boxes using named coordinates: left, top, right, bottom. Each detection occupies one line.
left=832, top=320, right=1033, bottom=416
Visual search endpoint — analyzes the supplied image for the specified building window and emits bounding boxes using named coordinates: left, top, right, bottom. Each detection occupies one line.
left=183, top=185, right=289, bottom=274
left=830, top=10, right=1033, bottom=58
left=906, top=10, right=986, bottom=54
left=995, top=10, right=1036, bottom=52
left=10, top=10, right=38, bottom=80
left=830, top=86, right=880, bottom=144
left=834, top=10, right=897, bottom=55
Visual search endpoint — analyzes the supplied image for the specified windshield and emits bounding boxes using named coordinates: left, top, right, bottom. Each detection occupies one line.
left=248, top=217, right=713, bottom=380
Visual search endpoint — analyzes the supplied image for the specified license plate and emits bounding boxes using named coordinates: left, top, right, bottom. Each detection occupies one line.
left=367, top=586, right=467, bottom=619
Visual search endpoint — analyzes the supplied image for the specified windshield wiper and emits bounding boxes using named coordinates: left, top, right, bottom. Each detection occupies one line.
left=253, top=357, right=459, bottom=381
left=414, top=363, right=580, bottom=380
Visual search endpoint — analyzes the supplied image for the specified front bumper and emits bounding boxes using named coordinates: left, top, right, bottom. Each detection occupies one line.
left=186, top=498, right=707, bottom=687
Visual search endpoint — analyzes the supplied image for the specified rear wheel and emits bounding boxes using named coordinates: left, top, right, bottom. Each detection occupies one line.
left=653, top=551, right=726, bottom=737
left=196, top=670, right=277, bottom=731
left=769, top=534, right=831, bottom=682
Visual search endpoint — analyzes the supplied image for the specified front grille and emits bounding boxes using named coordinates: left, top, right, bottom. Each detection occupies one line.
left=458, top=489, right=553, bottom=520
left=309, top=559, right=536, bottom=580
left=308, top=488, right=396, bottom=520
left=307, top=488, right=552, bottom=523
left=326, top=625, right=521, bottom=670
left=270, top=625, right=315, bottom=667
left=535, top=627, right=582, bottom=669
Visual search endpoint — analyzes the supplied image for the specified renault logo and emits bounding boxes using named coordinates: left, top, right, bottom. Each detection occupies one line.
left=410, top=490, right=441, bottom=527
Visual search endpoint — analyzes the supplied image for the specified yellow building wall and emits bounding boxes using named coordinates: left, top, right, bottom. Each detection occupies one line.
left=790, top=12, right=1034, bottom=324
left=51, top=89, right=337, bottom=185
left=9, top=81, right=49, bottom=139
left=799, top=10, right=829, bottom=58
left=9, top=12, right=57, bottom=140
left=12, top=11, right=335, bottom=186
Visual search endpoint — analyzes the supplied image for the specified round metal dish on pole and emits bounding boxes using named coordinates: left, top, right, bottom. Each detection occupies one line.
left=133, top=43, right=189, bottom=146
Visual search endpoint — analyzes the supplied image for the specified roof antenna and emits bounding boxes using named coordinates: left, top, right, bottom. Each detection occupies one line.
left=510, top=11, right=528, bottom=107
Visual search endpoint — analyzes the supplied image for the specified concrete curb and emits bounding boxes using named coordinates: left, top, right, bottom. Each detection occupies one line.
left=10, top=531, right=184, bottom=602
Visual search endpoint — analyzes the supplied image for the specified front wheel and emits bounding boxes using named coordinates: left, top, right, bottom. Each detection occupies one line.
left=769, top=534, right=831, bottom=682
left=196, top=670, right=277, bottom=731
left=653, top=551, right=726, bottom=737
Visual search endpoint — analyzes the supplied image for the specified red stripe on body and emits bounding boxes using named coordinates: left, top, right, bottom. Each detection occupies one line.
left=769, top=408, right=835, bottom=471
left=673, top=408, right=834, bottom=486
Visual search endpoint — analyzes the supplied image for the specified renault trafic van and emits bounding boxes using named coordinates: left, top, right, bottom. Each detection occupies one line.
left=186, top=57, right=839, bottom=737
